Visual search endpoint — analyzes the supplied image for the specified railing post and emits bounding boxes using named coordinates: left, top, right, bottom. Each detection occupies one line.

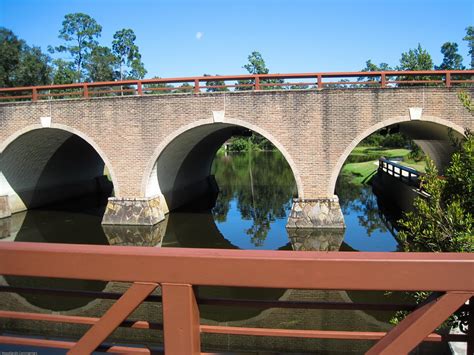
left=445, top=72, right=451, bottom=88
left=255, top=76, right=260, bottom=91
left=468, top=297, right=474, bottom=355
left=194, top=79, right=200, bottom=94
left=83, top=84, right=89, bottom=99
left=31, top=88, right=38, bottom=101
left=380, top=73, right=386, bottom=88
left=137, top=81, right=143, bottom=96
left=162, top=283, right=200, bottom=354
left=317, top=75, right=323, bottom=89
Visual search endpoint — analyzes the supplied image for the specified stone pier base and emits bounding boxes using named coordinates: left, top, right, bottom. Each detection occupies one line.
left=0, top=196, right=11, bottom=219
left=286, top=197, right=345, bottom=229
left=102, top=195, right=166, bottom=226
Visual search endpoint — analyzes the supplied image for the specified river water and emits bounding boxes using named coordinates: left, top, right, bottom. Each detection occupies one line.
left=0, top=151, right=450, bottom=354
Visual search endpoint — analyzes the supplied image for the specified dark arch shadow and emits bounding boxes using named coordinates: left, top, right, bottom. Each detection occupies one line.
left=1, top=128, right=113, bottom=211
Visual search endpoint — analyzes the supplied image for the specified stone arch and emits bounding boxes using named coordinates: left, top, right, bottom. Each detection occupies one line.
left=0, top=124, right=118, bottom=212
left=142, top=117, right=304, bottom=212
left=327, top=115, right=466, bottom=195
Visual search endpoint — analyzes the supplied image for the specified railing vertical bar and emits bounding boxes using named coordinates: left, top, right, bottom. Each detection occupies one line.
left=137, top=81, right=143, bottom=96
left=317, top=74, right=323, bottom=89
left=380, top=73, right=386, bottom=88
left=162, top=283, right=200, bottom=354
left=468, top=297, right=474, bottom=355
left=445, top=72, right=451, bottom=88
left=255, top=76, right=260, bottom=91
left=194, top=79, right=200, bottom=94
left=31, top=88, right=37, bottom=101
left=83, top=84, right=89, bottom=99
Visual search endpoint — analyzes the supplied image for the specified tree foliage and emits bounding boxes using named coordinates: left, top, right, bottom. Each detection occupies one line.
left=86, top=46, right=118, bottom=82
left=237, top=51, right=284, bottom=91
left=54, top=13, right=102, bottom=82
left=397, top=44, right=433, bottom=71
left=112, top=28, right=146, bottom=80
left=203, top=74, right=229, bottom=92
left=463, top=26, right=474, bottom=69
left=0, top=27, right=51, bottom=87
left=435, top=42, right=464, bottom=70
left=397, top=131, right=473, bottom=253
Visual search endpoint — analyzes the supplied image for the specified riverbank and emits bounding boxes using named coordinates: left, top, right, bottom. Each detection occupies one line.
left=341, top=146, right=426, bottom=186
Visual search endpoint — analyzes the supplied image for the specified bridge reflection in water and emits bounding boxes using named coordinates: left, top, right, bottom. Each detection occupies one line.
left=0, top=151, right=466, bottom=354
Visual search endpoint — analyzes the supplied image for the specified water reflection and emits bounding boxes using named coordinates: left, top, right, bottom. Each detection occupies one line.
left=0, top=151, right=452, bottom=353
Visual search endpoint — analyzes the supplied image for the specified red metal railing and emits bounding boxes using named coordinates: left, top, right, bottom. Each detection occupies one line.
left=0, top=242, right=472, bottom=354
left=0, top=70, right=473, bottom=102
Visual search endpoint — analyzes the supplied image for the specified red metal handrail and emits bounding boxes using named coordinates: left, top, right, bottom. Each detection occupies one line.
left=0, top=242, right=472, bottom=354
left=0, top=70, right=472, bottom=102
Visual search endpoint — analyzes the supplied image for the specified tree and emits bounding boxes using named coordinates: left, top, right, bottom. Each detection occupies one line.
left=86, top=46, right=118, bottom=82
left=51, top=59, right=76, bottom=84
left=55, top=13, right=102, bottom=82
left=203, top=74, right=229, bottom=92
left=463, top=26, right=474, bottom=69
left=14, top=46, right=51, bottom=86
left=237, top=51, right=283, bottom=91
left=0, top=27, right=22, bottom=87
left=397, top=131, right=473, bottom=253
left=435, top=42, right=464, bottom=70
left=112, top=28, right=146, bottom=80
left=397, top=44, right=433, bottom=71
left=396, top=44, right=434, bottom=85
left=0, top=28, right=51, bottom=87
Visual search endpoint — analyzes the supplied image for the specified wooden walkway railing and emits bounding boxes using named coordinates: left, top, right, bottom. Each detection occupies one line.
left=378, top=158, right=423, bottom=188
left=0, top=242, right=472, bottom=354
left=0, top=70, right=473, bottom=102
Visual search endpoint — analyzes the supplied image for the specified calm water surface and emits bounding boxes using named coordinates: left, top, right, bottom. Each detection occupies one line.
left=0, top=151, right=449, bottom=354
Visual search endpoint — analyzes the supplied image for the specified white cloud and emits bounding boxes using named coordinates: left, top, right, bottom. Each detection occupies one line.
left=196, top=32, right=203, bottom=40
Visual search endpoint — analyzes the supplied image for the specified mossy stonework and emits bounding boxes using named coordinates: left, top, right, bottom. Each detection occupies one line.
left=0, top=88, right=472, bottom=227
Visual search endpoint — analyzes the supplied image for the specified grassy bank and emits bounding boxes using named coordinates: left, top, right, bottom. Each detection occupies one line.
left=341, top=146, right=426, bottom=185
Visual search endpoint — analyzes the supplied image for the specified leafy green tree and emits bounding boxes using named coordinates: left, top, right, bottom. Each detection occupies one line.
left=463, top=26, right=474, bottom=68
left=362, top=59, right=391, bottom=72
left=0, top=27, right=23, bottom=87
left=112, top=28, right=146, bottom=80
left=396, top=44, right=434, bottom=85
left=435, top=42, right=464, bottom=70
left=397, top=131, right=473, bottom=253
left=237, top=51, right=284, bottom=91
left=203, top=74, right=229, bottom=92
left=54, top=13, right=102, bottom=82
left=0, top=28, right=51, bottom=87
left=397, top=44, right=433, bottom=71
left=14, top=46, right=52, bottom=86
left=86, top=46, right=118, bottom=82
left=51, top=59, right=76, bottom=84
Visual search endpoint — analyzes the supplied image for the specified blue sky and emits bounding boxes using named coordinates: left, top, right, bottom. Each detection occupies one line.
left=1, top=0, right=472, bottom=78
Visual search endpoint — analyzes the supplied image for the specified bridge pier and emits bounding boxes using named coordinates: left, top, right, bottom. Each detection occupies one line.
left=102, top=195, right=166, bottom=226
left=286, top=197, right=345, bottom=229
left=0, top=196, right=10, bottom=219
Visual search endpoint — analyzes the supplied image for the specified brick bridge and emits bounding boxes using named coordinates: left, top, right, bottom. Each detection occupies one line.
left=0, top=71, right=472, bottom=227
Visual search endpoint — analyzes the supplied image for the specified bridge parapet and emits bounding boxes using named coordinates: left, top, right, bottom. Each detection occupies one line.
left=0, top=70, right=473, bottom=102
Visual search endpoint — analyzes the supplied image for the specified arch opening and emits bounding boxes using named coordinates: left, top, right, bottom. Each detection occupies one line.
left=145, top=122, right=302, bottom=214
left=329, top=119, right=465, bottom=249
left=0, top=128, right=114, bottom=214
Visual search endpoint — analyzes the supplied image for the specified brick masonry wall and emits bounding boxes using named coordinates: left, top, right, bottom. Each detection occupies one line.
left=0, top=88, right=472, bottom=200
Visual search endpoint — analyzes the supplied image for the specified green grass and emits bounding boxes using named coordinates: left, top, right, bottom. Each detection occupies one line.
left=351, top=146, right=411, bottom=158
left=341, top=161, right=378, bottom=185
left=341, top=146, right=425, bottom=185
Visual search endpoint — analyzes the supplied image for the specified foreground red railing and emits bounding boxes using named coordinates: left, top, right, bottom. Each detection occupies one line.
left=0, top=70, right=473, bottom=102
left=0, top=242, right=472, bottom=354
